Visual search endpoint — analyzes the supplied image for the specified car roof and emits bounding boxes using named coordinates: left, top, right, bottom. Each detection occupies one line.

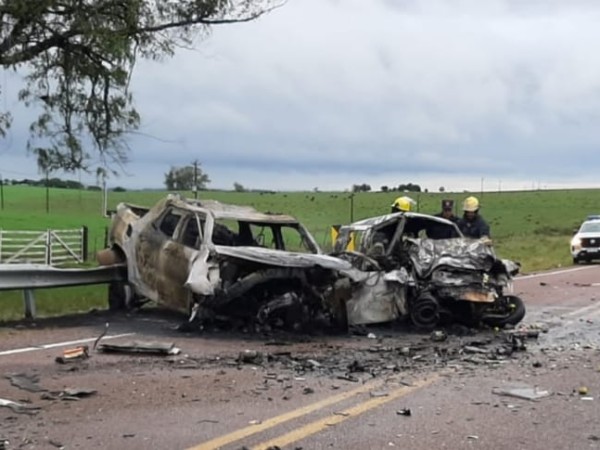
left=341, top=211, right=461, bottom=232
left=166, top=194, right=300, bottom=224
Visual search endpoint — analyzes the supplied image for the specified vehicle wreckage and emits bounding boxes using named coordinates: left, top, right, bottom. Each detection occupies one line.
left=332, top=212, right=526, bottom=329
left=98, top=195, right=525, bottom=331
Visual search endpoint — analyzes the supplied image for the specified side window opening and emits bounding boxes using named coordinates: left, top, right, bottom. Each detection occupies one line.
left=212, top=219, right=240, bottom=246
left=181, top=216, right=203, bottom=248
left=158, top=209, right=183, bottom=238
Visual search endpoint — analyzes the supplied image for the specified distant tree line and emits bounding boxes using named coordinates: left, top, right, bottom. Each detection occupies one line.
left=380, top=183, right=422, bottom=193
left=3, top=178, right=126, bottom=191
left=352, top=183, right=372, bottom=192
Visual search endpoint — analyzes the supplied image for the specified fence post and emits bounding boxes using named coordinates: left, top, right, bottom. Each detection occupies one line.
left=23, top=289, right=36, bottom=319
left=82, top=226, right=89, bottom=262
left=46, top=229, right=52, bottom=265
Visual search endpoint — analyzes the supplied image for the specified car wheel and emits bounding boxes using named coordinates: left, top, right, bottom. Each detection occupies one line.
left=482, top=295, right=526, bottom=327
left=573, top=256, right=580, bottom=265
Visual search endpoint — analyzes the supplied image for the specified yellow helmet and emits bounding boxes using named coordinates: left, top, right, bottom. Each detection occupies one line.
left=463, top=196, right=480, bottom=212
left=391, top=196, right=416, bottom=213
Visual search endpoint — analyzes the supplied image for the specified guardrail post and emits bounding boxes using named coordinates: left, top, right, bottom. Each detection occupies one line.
left=23, top=289, right=36, bottom=319
left=45, top=229, right=52, bottom=265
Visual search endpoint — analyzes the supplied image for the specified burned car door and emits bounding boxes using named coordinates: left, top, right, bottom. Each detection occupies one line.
left=154, top=212, right=205, bottom=312
left=134, top=207, right=192, bottom=307
left=132, top=207, right=184, bottom=299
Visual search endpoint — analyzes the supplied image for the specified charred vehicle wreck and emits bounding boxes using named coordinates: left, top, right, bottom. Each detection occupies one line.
left=98, top=194, right=357, bottom=329
left=98, top=195, right=525, bottom=331
left=332, top=212, right=526, bottom=329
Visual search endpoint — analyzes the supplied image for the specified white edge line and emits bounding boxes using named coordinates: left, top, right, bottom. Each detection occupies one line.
left=516, top=265, right=598, bottom=281
left=0, top=333, right=135, bottom=357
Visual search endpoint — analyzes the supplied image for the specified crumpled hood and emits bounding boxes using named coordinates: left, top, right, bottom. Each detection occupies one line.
left=407, top=238, right=501, bottom=278
left=214, top=245, right=354, bottom=271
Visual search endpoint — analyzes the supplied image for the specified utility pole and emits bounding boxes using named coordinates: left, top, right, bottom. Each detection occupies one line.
left=192, top=159, right=199, bottom=199
left=45, top=169, right=50, bottom=214
left=102, top=173, right=108, bottom=217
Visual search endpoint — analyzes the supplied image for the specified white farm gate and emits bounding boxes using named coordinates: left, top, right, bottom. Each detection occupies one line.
left=0, top=227, right=88, bottom=265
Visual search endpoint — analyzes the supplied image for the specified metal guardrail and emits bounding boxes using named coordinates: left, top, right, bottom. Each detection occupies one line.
left=0, top=263, right=126, bottom=319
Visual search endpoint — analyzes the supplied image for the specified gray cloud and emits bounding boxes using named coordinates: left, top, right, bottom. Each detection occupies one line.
left=3, top=0, right=600, bottom=191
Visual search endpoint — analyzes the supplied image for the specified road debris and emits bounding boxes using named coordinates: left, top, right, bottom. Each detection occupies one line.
left=0, top=437, right=9, bottom=450
left=238, top=350, right=263, bottom=364
left=4, top=373, right=46, bottom=393
left=396, top=408, right=412, bottom=416
left=41, top=388, right=98, bottom=401
left=430, top=330, right=447, bottom=342
left=48, top=439, right=64, bottom=448
left=96, top=340, right=181, bottom=355
left=492, top=386, right=551, bottom=401
left=55, top=345, right=89, bottom=364
left=0, top=398, right=40, bottom=415
left=370, top=391, right=389, bottom=398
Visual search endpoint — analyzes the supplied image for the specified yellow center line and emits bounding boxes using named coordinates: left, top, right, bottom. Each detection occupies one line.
left=252, top=374, right=439, bottom=450
left=187, top=379, right=385, bottom=450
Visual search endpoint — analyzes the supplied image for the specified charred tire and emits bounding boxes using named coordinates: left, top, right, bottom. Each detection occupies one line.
left=410, top=292, right=440, bottom=330
left=482, top=295, right=526, bottom=327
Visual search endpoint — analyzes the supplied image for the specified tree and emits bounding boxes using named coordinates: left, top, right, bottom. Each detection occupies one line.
left=0, top=0, right=280, bottom=173
left=164, top=164, right=210, bottom=190
left=380, top=185, right=389, bottom=192
left=233, top=181, right=245, bottom=192
left=352, top=183, right=371, bottom=193
left=439, top=186, right=445, bottom=192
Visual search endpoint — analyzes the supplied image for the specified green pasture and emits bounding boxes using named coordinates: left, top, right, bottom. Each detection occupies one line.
left=0, top=185, right=597, bottom=320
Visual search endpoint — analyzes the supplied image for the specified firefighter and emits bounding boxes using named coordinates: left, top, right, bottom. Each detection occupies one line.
left=458, top=196, right=490, bottom=239
left=391, top=196, right=416, bottom=213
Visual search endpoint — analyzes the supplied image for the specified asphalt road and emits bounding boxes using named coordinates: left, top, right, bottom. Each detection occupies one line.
left=1, top=265, right=600, bottom=450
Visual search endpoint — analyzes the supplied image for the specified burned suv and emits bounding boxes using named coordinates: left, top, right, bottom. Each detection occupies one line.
left=98, top=194, right=353, bottom=328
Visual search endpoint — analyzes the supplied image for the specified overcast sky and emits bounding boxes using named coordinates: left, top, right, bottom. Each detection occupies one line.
left=2, top=0, right=600, bottom=192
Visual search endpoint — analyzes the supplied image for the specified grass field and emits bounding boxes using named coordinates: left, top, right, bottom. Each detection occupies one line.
left=1, top=185, right=598, bottom=320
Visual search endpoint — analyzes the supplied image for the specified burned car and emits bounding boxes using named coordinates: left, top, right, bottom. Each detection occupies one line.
left=98, top=194, right=355, bottom=329
left=332, top=212, right=525, bottom=329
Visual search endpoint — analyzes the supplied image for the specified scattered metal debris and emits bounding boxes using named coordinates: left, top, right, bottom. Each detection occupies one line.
left=492, top=386, right=551, bottom=401
left=48, top=439, right=64, bottom=448
left=0, top=398, right=40, bottom=415
left=4, top=373, right=46, bottom=393
left=93, top=322, right=110, bottom=350
left=41, top=388, right=97, bottom=401
left=238, top=350, right=263, bottom=364
left=370, top=391, right=389, bottom=398
left=95, top=340, right=181, bottom=355
left=396, top=408, right=412, bottom=416
left=430, top=330, right=447, bottom=342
